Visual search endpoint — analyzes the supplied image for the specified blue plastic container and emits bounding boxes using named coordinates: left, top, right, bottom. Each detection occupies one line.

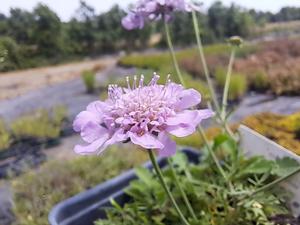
left=49, top=149, right=200, bottom=225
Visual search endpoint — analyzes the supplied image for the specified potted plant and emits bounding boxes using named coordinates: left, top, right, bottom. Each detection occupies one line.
left=50, top=1, right=300, bottom=224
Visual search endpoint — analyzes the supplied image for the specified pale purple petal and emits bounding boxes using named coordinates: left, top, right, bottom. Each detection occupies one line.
left=157, top=132, right=176, bottom=157
left=122, top=13, right=144, bottom=30
left=166, top=109, right=214, bottom=137
left=144, top=2, right=157, bottom=12
left=129, top=132, right=164, bottom=149
left=176, top=88, right=201, bottom=110
left=97, top=129, right=128, bottom=155
left=87, top=101, right=106, bottom=114
left=166, top=124, right=196, bottom=137
left=122, top=0, right=188, bottom=28
left=74, top=137, right=109, bottom=155
left=195, top=109, right=214, bottom=123
left=166, top=110, right=199, bottom=126
left=73, top=111, right=100, bottom=132
left=81, top=121, right=109, bottom=143
left=157, top=0, right=166, bottom=5
left=166, top=109, right=213, bottom=126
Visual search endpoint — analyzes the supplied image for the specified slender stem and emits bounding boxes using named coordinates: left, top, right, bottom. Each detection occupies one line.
left=197, top=126, right=233, bottom=190
left=163, top=20, right=186, bottom=86
left=163, top=19, right=231, bottom=187
left=148, top=150, right=190, bottom=225
left=221, top=48, right=236, bottom=120
left=192, top=10, right=220, bottom=113
left=168, top=159, right=197, bottom=220
left=192, top=11, right=237, bottom=140
left=247, top=166, right=300, bottom=199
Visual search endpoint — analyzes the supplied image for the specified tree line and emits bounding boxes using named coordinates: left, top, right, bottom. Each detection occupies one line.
left=0, top=1, right=299, bottom=71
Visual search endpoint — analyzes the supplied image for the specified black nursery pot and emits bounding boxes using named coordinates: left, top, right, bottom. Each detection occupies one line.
left=49, top=149, right=200, bottom=225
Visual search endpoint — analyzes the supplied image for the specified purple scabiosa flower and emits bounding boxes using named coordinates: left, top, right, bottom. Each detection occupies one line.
left=73, top=73, right=213, bottom=157
left=122, top=12, right=145, bottom=30
left=122, top=0, right=189, bottom=30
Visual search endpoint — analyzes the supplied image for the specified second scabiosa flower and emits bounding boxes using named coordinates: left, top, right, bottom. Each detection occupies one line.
left=122, top=0, right=189, bottom=30
left=73, top=73, right=213, bottom=157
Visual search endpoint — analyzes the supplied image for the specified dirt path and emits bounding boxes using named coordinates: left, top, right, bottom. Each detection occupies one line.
left=0, top=65, right=136, bottom=123
left=0, top=57, right=115, bottom=100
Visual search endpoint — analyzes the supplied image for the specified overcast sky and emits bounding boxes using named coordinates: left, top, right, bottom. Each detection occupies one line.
left=2, top=0, right=300, bottom=21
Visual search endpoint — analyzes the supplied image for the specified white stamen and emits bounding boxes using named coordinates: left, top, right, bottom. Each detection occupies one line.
left=133, top=75, right=137, bottom=89
left=166, top=74, right=171, bottom=85
left=149, top=73, right=160, bottom=86
left=126, top=76, right=131, bottom=90
left=139, top=74, right=144, bottom=88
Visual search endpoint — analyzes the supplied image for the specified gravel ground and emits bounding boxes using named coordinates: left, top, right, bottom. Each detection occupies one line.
left=0, top=65, right=136, bottom=122
left=230, top=93, right=300, bottom=122
left=0, top=183, right=14, bottom=225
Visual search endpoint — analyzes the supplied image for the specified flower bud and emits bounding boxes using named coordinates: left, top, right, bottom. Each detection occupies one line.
left=228, top=36, right=243, bottom=47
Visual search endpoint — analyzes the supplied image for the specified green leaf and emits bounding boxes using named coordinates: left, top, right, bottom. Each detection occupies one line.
left=272, top=157, right=300, bottom=177
left=212, top=134, right=239, bottom=162
left=212, top=134, right=230, bottom=150
left=171, top=152, right=188, bottom=171
left=135, top=167, right=154, bottom=187
left=236, top=157, right=274, bottom=178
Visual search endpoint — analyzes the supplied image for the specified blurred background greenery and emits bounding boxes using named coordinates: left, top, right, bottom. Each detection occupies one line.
left=0, top=1, right=300, bottom=71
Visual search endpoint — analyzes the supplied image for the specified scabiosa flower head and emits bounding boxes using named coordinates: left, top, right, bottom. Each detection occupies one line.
left=73, top=73, right=213, bottom=157
left=122, top=0, right=192, bottom=30
left=121, top=12, right=145, bottom=30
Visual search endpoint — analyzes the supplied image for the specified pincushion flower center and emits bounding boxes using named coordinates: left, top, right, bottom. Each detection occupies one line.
left=109, top=75, right=176, bottom=135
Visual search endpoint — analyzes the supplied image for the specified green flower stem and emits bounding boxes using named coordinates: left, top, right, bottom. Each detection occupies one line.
left=192, top=11, right=237, bottom=140
left=148, top=150, right=190, bottom=225
left=167, top=159, right=197, bottom=220
left=246, top=166, right=300, bottom=199
left=164, top=20, right=186, bottom=86
left=192, top=10, right=220, bottom=113
left=221, top=48, right=236, bottom=120
left=163, top=20, right=230, bottom=188
left=197, top=126, right=232, bottom=189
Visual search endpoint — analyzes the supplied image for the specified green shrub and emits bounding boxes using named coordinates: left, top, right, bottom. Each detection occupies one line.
left=269, top=70, right=300, bottom=96
left=250, top=70, right=270, bottom=91
left=0, top=37, right=22, bottom=71
left=215, top=67, right=247, bottom=100
left=118, top=53, right=170, bottom=69
left=52, top=105, right=68, bottom=126
left=11, top=107, right=66, bottom=140
left=119, top=44, right=256, bottom=70
left=229, top=74, right=247, bottom=100
left=0, top=119, right=11, bottom=151
left=215, top=67, right=226, bottom=85
left=81, top=70, right=96, bottom=93
left=12, top=146, right=147, bottom=225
